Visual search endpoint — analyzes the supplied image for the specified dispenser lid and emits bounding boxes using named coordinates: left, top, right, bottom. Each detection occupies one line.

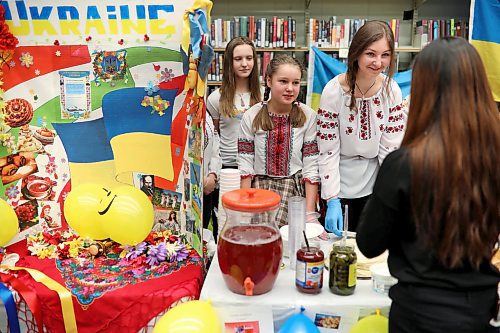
left=222, top=188, right=281, bottom=213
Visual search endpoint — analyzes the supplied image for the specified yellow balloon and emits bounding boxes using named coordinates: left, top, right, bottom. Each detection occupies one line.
left=64, top=184, right=109, bottom=240
left=349, top=312, right=388, bottom=333
left=99, top=185, right=153, bottom=245
left=0, top=198, right=19, bottom=247
left=153, top=300, right=221, bottom=333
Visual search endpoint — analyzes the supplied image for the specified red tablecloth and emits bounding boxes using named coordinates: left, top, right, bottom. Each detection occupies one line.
left=4, top=241, right=204, bottom=333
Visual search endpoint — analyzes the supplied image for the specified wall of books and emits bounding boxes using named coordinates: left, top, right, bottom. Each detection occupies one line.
left=207, top=0, right=470, bottom=88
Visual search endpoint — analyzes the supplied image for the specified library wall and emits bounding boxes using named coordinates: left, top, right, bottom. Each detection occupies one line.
left=419, top=0, right=470, bottom=20
left=208, top=0, right=471, bottom=93
left=212, top=0, right=415, bottom=46
left=307, top=0, right=414, bottom=46
left=211, top=0, right=471, bottom=48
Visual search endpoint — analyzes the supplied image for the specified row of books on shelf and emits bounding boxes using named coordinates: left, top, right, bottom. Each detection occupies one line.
left=413, top=18, right=469, bottom=48
left=208, top=51, right=278, bottom=83
left=308, top=17, right=401, bottom=48
left=207, top=51, right=346, bottom=83
left=211, top=16, right=297, bottom=49
left=208, top=51, right=271, bottom=83
left=211, top=16, right=470, bottom=51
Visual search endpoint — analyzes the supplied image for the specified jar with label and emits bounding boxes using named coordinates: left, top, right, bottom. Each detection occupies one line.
left=329, top=243, right=357, bottom=295
left=295, top=244, right=324, bottom=294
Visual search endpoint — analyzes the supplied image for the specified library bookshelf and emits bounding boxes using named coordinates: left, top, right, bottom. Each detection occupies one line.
left=207, top=0, right=470, bottom=91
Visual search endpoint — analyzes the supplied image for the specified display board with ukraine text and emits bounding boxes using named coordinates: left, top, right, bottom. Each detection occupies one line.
left=0, top=0, right=213, bottom=254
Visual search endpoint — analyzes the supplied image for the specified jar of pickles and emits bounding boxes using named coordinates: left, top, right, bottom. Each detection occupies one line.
left=329, top=242, right=357, bottom=295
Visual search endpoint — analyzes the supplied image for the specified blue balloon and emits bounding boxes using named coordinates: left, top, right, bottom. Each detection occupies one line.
left=279, top=312, right=320, bottom=333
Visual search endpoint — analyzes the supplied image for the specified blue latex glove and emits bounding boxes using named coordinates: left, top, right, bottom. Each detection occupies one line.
left=325, top=198, right=343, bottom=237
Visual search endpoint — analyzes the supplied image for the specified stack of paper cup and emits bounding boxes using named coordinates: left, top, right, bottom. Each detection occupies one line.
left=217, top=169, right=241, bottom=237
left=287, top=196, right=306, bottom=270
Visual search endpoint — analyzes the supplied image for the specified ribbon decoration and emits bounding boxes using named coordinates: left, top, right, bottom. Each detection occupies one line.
left=182, top=0, right=212, bottom=57
left=188, top=9, right=210, bottom=60
left=1, top=266, right=77, bottom=333
left=0, top=282, right=20, bottom=333
left=0, top=272, right=44, bottom=333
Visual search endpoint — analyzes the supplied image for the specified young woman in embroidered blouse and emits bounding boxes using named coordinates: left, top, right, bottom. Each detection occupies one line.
left=238, top=55, right=320, bottom=227
left=207, top=36, right=262, bottom=169
left=317, top=20, right=407, bottom=236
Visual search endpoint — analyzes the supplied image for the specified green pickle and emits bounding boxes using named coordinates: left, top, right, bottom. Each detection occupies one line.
left=329, top=243, right=357, bottom=295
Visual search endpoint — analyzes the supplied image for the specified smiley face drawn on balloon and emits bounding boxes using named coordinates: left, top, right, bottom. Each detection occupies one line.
left=98, top=185, right=154, bottom=246
left=98, top=188, right=117, bottom=216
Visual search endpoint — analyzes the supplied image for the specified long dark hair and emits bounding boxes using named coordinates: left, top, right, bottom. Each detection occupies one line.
left=219, top=36, right=261, bottom=117
left=402, top=37, right=500, bottom=269
left=253, top=54, right=306, bottom=131
left=346, top=20, right=396, bottom=111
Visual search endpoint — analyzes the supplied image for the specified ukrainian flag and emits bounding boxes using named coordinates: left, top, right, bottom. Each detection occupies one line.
left=102, top=88, right=177, bottom=184
left=469, top=0, right=500, bottom=101
left=53, top=118, right=121, bottom=189
left=306, top=46, right=412, bottom=111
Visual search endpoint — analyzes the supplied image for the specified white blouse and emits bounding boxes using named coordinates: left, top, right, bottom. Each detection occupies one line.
left=317, top=75, right=408, bottom=200
left=207, top=88, right=252, bottom=167
left=203, top=113, right=222, bottom=179
left=238, top=102, right=320, bottom=184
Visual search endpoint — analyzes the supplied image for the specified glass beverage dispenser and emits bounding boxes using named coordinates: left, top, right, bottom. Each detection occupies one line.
left=217, top=188, right=283, bottom=296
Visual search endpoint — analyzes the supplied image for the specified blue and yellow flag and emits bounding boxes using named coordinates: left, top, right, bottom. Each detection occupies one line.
left=469, top=0, right=500, bottom=101
left=53, top=119, right=121, bottom=189
left=102, top=88, right=177, bottom=184
left=306, top=47, right=412, bottom=111
left=54, top=88, right=177, bottom=188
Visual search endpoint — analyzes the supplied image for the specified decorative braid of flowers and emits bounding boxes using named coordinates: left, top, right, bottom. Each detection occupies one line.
left=0, top=5, right=19, bottom=147
left=120, top=230, right=194, bottom=267
left=27, top=231, right=88, bottom=260
left=27, top=230, right=201, bottom=268
left=0, top=7, right=19, bottom=51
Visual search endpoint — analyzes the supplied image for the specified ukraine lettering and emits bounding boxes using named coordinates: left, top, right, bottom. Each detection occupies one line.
left=1, top=2, right=177, bottom=36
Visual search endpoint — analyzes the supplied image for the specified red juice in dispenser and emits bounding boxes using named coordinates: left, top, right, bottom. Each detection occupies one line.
left=218, top=188, right=283, bottom=295
left=218, top=225, right=283, bottom=295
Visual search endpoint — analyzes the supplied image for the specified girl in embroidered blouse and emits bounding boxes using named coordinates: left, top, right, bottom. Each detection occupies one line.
left=238, top=55, right=320, bottom=227
left=317, top=20, right=407, bottom=236
left=207, top=36, right=262, bottom=169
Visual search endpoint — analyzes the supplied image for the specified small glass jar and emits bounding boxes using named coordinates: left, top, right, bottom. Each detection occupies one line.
left=295, top=244, right=324, bottom=294
left=329, top=243, right=357, bottom=295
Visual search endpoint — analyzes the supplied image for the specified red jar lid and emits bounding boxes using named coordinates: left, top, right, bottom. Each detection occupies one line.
left=221, top=188, right=281, bottom=213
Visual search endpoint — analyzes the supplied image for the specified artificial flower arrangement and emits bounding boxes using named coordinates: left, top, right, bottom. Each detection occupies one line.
left=0, top=5, right=19, bottom=147
left=26, top=229, right=199, bottom=267
left=0, top=5, right=19, bottom=56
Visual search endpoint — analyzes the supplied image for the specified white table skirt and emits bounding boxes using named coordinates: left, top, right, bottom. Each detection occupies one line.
left=201, top=250, right=391, bottom=332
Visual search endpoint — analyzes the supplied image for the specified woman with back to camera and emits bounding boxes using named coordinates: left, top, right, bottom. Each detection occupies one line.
left=356, top=37, right=500, bottom=332
left=317, top=20, right=407, bottom=236
left=207, top=36, right=262, bottom=169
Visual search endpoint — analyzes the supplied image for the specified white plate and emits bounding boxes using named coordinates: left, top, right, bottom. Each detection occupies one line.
left=279, top=223, right=324, bottom=241
left=329, top=231, right=357, bottom=239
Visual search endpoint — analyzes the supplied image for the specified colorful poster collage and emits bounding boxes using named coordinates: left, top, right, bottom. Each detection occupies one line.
left=0, top=0, right=211, bottom=255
